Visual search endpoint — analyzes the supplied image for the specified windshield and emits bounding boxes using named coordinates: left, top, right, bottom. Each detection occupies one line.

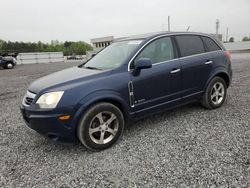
left=84, top=40, right=142, bottom=70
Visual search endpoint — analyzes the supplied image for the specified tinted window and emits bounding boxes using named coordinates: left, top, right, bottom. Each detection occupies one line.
left=202, top=37, right=221, bottom=52
left=134, top=37, right=174, bottom=65
left=176, top=35, right=205, bottom=57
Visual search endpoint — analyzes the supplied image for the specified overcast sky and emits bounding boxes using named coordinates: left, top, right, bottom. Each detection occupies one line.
left=0, top=0, right=249, bottom=43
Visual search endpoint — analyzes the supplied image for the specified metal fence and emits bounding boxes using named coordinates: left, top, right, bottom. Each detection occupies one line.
left=15, top=42, right=250, bottom=65
left=223, top=41, right=250, bottom=51
left=17, top=52, right=64, bottom=64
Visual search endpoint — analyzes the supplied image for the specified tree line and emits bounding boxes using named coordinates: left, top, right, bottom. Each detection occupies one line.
left=0, top=39, right=93, bottom=56
left=242, top=36, right=250, bottom=41
left=226, top=36, right=250, bottom=43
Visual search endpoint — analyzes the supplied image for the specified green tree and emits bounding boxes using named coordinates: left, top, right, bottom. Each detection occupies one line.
left=229, top=37, right=234, bottom=42
left=0, top=39, right=5, bottom=52
left=242, top=36, right=249, bottom=41
left=64, top=41, right=72, bottom=48
left=0, top=39, right=93, bottom=55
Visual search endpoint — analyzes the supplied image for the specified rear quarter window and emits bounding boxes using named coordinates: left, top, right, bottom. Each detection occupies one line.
left=176, top=35, right=205, bottom=57
left=201, top=36, right=221, bottom=52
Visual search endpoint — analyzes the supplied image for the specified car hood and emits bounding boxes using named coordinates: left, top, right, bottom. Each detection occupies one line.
left=28, top=66, right=108, bottom=93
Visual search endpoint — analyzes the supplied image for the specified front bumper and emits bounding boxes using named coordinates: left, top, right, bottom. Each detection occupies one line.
left=20, top=106, right=78, bottom=143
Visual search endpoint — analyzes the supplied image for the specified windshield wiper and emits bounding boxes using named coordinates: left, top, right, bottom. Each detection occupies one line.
left=84, top=66, right=102, bottom=70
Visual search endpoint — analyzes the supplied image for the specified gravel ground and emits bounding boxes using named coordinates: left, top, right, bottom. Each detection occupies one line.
left=0, top=54, right=249, bottom=187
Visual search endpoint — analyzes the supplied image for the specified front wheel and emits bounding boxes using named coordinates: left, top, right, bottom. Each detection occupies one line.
left=201, top=76, right=227, bottom=109
left=77, top=102, right=124, bottom=151
left=5, top=62, right=14, bottom=69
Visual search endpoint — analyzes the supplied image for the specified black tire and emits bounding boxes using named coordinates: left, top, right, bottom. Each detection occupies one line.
left=77, top=102, right=124, bottom=151
left=5, top=62, right=14, bottom=69
left=201, top=76, right=227, bottom=109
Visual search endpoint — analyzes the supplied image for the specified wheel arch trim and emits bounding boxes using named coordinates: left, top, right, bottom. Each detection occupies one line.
left=206, top=68, right=231, bottom=90
left=72, top=90, right=131, bottom=129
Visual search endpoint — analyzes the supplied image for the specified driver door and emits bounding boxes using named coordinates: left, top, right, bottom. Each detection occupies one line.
left=129, top=36, right=182, bottom=116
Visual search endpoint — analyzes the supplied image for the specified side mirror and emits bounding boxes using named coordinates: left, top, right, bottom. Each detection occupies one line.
left=134, top=58, right=152, bottom=70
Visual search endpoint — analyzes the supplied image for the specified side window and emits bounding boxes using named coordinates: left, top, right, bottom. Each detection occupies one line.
left=134, top=37, right=174, bottom=65
left=176, top=35, right=205, bottom=57
left=201, top=36, right=221, bottom=52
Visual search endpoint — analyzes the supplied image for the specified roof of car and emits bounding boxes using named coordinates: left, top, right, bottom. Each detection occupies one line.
left=115, top=31, right=214, bottom=42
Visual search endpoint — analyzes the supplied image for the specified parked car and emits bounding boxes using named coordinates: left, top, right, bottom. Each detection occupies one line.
left=67, top=55, right=83, bottom=60
left=0, top=56, right=17, bottom=69
left=21, top=32, right=232, bottom=151
left=66, top=55, right=77, bottom=60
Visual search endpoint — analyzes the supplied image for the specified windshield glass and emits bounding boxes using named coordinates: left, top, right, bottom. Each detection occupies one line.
left=84, top=40, right=142, bottom=70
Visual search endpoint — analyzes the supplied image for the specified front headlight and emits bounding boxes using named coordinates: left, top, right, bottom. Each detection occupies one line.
left=36, top=91, right=64, bottom=109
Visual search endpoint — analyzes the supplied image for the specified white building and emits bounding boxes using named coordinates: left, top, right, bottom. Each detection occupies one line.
left=90, top=36, right=114, bottom=52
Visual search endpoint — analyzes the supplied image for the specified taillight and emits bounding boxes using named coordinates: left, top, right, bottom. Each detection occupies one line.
left=224, top=50, right=231, bottom=63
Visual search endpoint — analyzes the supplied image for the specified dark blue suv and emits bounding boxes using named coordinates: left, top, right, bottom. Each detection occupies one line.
left=21, top=32, right=232, bottom=150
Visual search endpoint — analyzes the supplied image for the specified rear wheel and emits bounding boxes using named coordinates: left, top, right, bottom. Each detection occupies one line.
left=201, top=76, right=227, bottom=109
left=77, top=102, right=124, bottom=151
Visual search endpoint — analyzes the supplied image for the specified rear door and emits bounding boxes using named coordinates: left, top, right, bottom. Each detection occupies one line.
left=175, top=35, right=213, bottom=100
left=201, top=36, right=224, bottom=76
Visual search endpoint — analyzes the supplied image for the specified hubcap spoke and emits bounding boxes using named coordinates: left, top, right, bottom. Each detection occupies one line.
left=213, top=86, right=217, bottom=92
left=96, top=112, right=104, bottom=124
left=211, top=93, right=216, bottom=99
left=215, top=95, right=219, bottom=104
left=106, top=128, right=116, bottom=135
left=217, top=84, right=223, bottom=91
left=105, top=114, right=116, bottom=125
left=218, top=91, right=224, bottom=97
left=89, top=127, right=100, bottom=134
left=99, top=131, right=105, bottom=144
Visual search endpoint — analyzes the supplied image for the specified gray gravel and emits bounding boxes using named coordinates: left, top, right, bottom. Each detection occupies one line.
left=0, top=54, right=249, bottom=187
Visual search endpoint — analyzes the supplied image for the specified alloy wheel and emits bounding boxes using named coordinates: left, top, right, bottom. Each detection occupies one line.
left=89, top=111, right=118, bottom=144
left=210, top=82, right=225, bottom=105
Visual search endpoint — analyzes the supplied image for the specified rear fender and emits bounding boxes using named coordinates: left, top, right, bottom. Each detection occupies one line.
left=205, top=67, right=230, bottom=90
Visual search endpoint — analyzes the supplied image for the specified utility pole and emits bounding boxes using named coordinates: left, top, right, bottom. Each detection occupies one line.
left=216, top=19, right=220, bottom=38
left=168, top=16, right=170, bottom=32
left=226, top=27, right=229, bottom=42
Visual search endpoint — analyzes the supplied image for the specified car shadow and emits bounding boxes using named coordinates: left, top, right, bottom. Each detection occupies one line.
left=36, top=102, right=204, bottom=153
left=126, top=102, right=202, bottom=132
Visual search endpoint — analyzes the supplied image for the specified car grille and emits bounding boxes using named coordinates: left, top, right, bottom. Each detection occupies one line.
left=22, top=91, right=36, bottom=106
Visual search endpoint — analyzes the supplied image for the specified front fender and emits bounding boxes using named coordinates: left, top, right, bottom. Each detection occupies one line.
left=71, top=90, right=131, bottom=128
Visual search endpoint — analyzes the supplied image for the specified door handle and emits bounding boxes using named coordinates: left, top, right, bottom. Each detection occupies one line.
left=205, top=60, right=213, bottom=65
left=170, top=69, right=181, bottom=74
